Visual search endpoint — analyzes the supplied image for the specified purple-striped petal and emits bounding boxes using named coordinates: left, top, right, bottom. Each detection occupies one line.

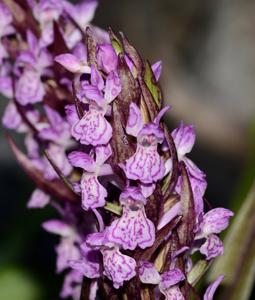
left=125, top=145, right=165, bottom=184
left=138, top=261, right=160, bottom=284
left=81, top=174, right=107, bottom=210
left=159, top=268, right=185, bottom=290
left=200, top=234, right=224, bottom=260
left=95, top=143, right=112, bottom=166
left=198, top=208, right=234, bottom=238
left=72, top=108, right=112, bottom=146
left=108, top=206, right=155, bottom=250
left=102, top=248, right=136, bottom=289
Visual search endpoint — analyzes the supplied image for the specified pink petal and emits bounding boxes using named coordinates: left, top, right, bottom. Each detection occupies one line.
left=81, top=174, right=107, bottom=210
left=27, top=188, right=50, bottom=208
left=90, top=65, right=104, bottom=90
left=138, top=261, right=160, bottom=284
left=104, top=71, right=121, bottom=103
left=125, top=145, right=165, bottom=184
left=126, top=102, right=144, bottom=137
left=159, top=268, right=185, bottom=290
left=200, top=234, right=224, bottom=260
left=152, top=60, right=162, bottom=81
left=102, top=248, right=136, bottom=289
left=72, top=109, right=112, bottom=146
left=203, top=275, right=224, bottom=300
left=55, top=53, right=91, bottom=74
left=198, top=208, right=234, bottom=238
left=172, top=122, right=196, bottom=158
left=42, top=220, right=74, bottom=237
left=96, top=44, right=118, bottom=74
left=108, top=206, right=155, bottom=250
left=95, top=144, right=112, bottom=166
left=68, top=151, right=96, bottom=172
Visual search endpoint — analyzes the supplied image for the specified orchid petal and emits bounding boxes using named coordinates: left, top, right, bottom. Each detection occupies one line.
left=104, top=71, right=121, bottom=103
left=200, top=234, right=224, bottom=260
left=55, top=53, right=91, bottom=74
left=42, top=220, right=74, bottom=237
left=138, top=261, right=160, bottom=284
left=27, top=188, right=50, bottom=208
left=152, top=60, right=162, bottom=81
left=68, top=151, right=96, bottom=172
left=126, top=102, right=144, bottom=137
left=203, top=275, right=224, bottom=300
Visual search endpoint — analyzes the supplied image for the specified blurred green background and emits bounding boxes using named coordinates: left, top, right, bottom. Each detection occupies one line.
left=0, top=0, right=255, bottom=299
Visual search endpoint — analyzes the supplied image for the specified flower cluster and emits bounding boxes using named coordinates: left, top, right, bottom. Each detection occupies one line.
left=1, top=1, right=233, bottom=299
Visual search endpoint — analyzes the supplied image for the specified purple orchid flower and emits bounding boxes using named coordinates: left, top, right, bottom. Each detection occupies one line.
left=15, top=69, right=45, bottom=105
left=31, top=0, right=65, bottom=46
left=0, top=2, right=14, bottom=62
left=63, top=0, right=98, bottom=48
left=138, top=261, right=161, bottom=285
left=70, top=67, right=121, bottom=146
left=60, top=270, right=83, bottom=300
left=152, top=60, right=162, bottom=81
left=108, top=187, right=155, bottom=250
left=200, top=234, right=224, bottom=260
left=86, top=229, right=136, bottom=289
left=27, top=188, right=50, bottom=209
left=203, top=275, right=224, bottom=300
left=55, top=53, right=91, bottom=74
left=196, top=208, right=234, bottom=239
left=68, top=144, right=112, bottom=210
left=172, top=122, right=207, bottom=217
left=69, top=242, right=101, bottom=279
left=25, top=134, right=72, bottom=181
left=96, top=44, right=118, bottom=74
left=159, top=268, right=186, bottom=300
left=194, top=208, right=233, bottom=260
left=42, top=219, right=81, bottom=273
left=14, top=31, right=53, bottom=105
left=124, top=102, right=170, bottom=184
left=2, top=102, right=40, bottom=132
left=39, top=105, right=71, bottom=147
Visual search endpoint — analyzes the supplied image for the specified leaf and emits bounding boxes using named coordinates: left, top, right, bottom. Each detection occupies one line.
left=6, top=134, right=78, bottom=203
left=208, top=181, right=255, bottom=300
left=143, top=61, right=162, bottom=108
left=177, top=162, right=196, bottom=247
left=187, top=260, right=212, bottom=286
left=108, top=27, right=122, bottom=55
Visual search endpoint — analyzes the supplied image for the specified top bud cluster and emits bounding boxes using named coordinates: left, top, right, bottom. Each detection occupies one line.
left=0, top=1, right=233, bottom=299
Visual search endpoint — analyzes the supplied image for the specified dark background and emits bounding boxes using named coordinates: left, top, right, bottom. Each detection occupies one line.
left=0, top=0, right=254, bottom=299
